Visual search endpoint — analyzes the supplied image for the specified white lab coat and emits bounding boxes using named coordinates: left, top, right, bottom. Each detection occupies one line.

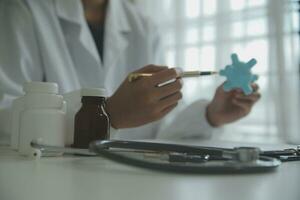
left=0, top=0, right=217, bottom=142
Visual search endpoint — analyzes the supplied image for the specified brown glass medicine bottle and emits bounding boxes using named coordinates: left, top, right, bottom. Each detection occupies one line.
left=73, top=88, right=110, bottom=149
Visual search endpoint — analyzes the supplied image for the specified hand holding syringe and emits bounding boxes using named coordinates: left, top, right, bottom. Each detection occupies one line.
left=128, top=53, right=258, bottom=95
left=128, top=70, right=219, bottom=87
left=128, top=70, right=219, bottom=82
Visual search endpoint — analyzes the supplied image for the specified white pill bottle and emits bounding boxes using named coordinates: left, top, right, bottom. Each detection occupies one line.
left=16, top=82, right=66, bottom=156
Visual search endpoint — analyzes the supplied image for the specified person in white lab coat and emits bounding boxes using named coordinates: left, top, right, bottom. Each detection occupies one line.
left=0, top=0, right=261, bottom=142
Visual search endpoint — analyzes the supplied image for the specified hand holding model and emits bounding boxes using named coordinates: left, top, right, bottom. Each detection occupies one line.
left=206, top=83, right=261, bottom=127
left=207, top=53, right=261, bottom=127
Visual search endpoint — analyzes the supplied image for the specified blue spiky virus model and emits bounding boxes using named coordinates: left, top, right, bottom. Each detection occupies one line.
left=220, top=54, right=258, bottom=95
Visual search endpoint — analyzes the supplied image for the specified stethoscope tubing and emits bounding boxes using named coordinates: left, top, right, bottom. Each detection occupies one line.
left=30, top=140, right=282, bottom=174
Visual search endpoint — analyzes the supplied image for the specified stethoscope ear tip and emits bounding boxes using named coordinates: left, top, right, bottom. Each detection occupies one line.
left=29, top=148, right=42, bottom=159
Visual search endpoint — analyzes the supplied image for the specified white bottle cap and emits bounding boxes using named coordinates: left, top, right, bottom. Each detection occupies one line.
left=81, top=88, right=107, bottom=97
left=23, top=82, right=59, bottom=94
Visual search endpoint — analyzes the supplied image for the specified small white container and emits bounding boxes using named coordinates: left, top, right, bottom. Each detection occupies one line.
left=11, top=82, right=66, bottom=156
left=11, top=97, right=25, bottom=150
left=63, top=90, right=82, bottom=146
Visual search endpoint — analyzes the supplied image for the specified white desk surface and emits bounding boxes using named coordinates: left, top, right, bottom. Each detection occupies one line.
left=0, top=140, right=299, bottom=200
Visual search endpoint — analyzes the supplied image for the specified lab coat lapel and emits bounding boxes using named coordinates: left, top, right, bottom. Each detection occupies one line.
left=55, top=0, right=101, bottom=66
left=103, top=1, right=130, bottom=85
left=79, top=22, right=101, bottom=66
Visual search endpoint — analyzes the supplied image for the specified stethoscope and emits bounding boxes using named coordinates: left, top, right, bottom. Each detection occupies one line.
left=29, top=140, right=300, bottom=174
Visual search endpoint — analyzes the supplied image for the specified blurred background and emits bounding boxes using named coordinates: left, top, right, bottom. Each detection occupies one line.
left=135, top=0, right=300, bottom=144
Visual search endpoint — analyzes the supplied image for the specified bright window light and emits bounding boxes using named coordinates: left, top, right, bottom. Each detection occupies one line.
left=166, top=50, right=176, bottom=67
left=292, top=12, right=299, bottom=32
left=203, top=0, right=217, bottom=16
left=185, top=0, right=201, bottom=18
left=232, top=43, right=245, bottom=57
left=185, top=28, right=200, bottom=44
left=200, top=46, right=216, bottom=69
left=247, top=0, right=266, bottom=7
left=246, top=18, right=267, bottom=36
left=230, top=0, right=246, bottom=11
left=232, top=21, right=244, bottom=38
left=184, top=47, right=201, bottom=69
left=164, top=32, right=175, bottom=45
left=203, top=25, right=216, bottom=42
left=245, top=40, right=269, bottom=74
left=256, top=76, right=268, bottom=93
left=232, top=40, right=268, bottom=74
left=163, top=0, right=172, bottom=12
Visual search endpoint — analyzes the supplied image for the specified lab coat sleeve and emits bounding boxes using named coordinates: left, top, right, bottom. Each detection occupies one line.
left=156, top=99, right=222, bottom=140
left=0, top=0, right=43, bottom=137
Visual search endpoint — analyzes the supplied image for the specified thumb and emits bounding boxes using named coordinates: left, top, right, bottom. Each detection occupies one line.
left=135, top=65, right=168, bottom=73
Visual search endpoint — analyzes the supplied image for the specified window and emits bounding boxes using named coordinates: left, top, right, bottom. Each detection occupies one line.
left=137, top=0, right=300, bottom=143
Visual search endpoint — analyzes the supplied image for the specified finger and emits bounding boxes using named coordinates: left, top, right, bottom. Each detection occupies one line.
left=160, top=103, right=178, bottom=117
left=251, top=83, right=259, bottom=92
left=158, top=92, right=182, bottom=110
left=129, top=65, right=168, bottom=83
left=235, top=92, right=261, bottom=102
left=232, top=84, right=259, bottom=95
left=155, top=79, right=183, bottom=99
left=151, top=102, right=178, bottom=122
left=232, top=98, right=253, bottom=113
left=150, top=68, right=179, bottom=86
left=134, top=65, right=168, bottom=73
